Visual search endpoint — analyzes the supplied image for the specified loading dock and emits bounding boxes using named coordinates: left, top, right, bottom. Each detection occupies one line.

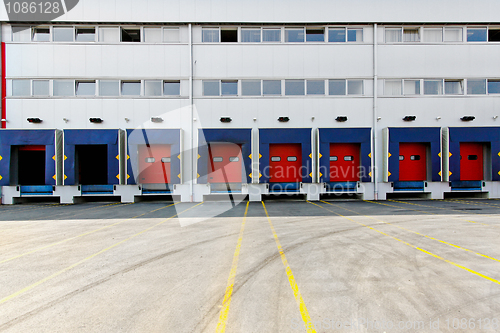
left=125, top=129, right=181, bottom=197
left=318, top=128, right=372, bottom=198
left=0, top=130, right=59, bottom=188
left=446, top=127, right=500, bottom=193
left=197, top=129, right=251, bottom=196
left=269, top=143, right=302, bottom=183
left=207, top=143, right=242, bottom=184
left=259, top=128, right=312, bottom=194
left=381, top=127, right=444, bottom=198
left=64, top=129, right=120, bottom=196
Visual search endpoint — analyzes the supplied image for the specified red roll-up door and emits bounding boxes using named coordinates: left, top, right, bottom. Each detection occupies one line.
left=399, top=143, right=427, bottom=181
left=138, top=144, right=171, bottom=184
left=269, top=143, right=302, bottom=183
left=207, top=143, right=242, bottom=183
left=460, top=142, right=483, bottom=181
left=330, top=143, right=360, bottom=182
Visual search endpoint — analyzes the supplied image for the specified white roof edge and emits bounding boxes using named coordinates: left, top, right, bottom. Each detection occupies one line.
left=0, top=0, right=500, bottom=24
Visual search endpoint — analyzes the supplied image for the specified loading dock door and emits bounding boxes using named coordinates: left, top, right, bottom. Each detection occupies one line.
left=17, top=145, right=46, bottom=185
left=138, top=145, right=171, bottom=184
left=269, top=143, right=302, bottom=183
left=460, top=142, right=484, bottom=181
left=207, top=143, right=242, bottom=183
left=399, top=143, right=427, bottom=181
left=329, top=143, right=360, bottom=182
left=76, top=145, right=108, bottom=185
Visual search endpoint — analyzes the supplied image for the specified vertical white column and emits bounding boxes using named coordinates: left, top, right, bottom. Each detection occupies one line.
left=373, top=24, right=379, bottom=200
left=189, top=23, right=194, bottom=201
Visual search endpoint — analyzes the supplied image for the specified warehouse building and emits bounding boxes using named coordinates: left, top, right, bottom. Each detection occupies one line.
left=1, top=0, right=500, bottom=204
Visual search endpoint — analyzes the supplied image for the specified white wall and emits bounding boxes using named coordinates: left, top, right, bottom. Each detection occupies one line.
left=0, top=0, right=495, bottom=24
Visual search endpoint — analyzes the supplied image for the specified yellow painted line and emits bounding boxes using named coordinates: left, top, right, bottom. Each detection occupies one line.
left=0, top=202, right=126, bottom=234
left=320, top=201, right=500, bottom=264
left=216, top=202, right=249, bottom=333
left=262, top=202, right=316, bottom=333
left=383, top=199, right=497, bottom=227
left=308, top=201, right=500, bottom=286
left=448, top=199, right=500, bottom=208
left=0, top=202, right=203, bottom=305
left=366, top=199, right=490, bottom=227
left=0, top=203, right=177, bottom=265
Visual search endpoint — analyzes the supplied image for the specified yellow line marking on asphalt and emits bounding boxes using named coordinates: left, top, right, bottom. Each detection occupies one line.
left=262, top=202, right=316, bottom=333
left=0, top=202, right=202, bottom=305
left=320, top=201, right=500, bottom=264
left=366, top=200, right=492, bottom=227
left=0, top=202, right=125, bottom=233
left=308, top=201, right=500, bottom=286
left=448, top=199, right=500, bottom=208
left=216, top=202, right=249, bottom=333
left=0, top=203, right=178, bottom=265
left=383, top=199, right=499, bottom=227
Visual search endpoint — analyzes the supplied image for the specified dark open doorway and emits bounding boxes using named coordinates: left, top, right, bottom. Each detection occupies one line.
left=76, top=145, right=108, bottom=185
left=13, top=145, right=46, bottom=185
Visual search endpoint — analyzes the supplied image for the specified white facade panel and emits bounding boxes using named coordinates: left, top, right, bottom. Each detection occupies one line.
left=6, top=0, right=491, bottom=24
left=378, top=45, right=500, bottom=78
left=193, top=44, right=373, bottom=79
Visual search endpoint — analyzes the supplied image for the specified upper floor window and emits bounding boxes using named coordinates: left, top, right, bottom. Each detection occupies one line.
left=285, top=28, right=304, bottom=42
left=467, top=79, right=486, bottom=95
left=121, top=27, right=141, bottom=42
left=202, top=28, right=219, bottom=42
left=53, top=27, right=74, bottom=42
left=221, top=28, right=238, bottom=42
left=444, top=28, right=463, bottom=42
left=241, top=28, right=261, bottom=42
left=467, top=28, right=487, bottom=42
left=12, top=27, right=30, bottom=42
left=306, top=28, right=324, bottom=42
left=99, top=27, right=120, bottom=43
left=76, top=27, right=96, bottom=42
left=403, top=28, right=420, bottom=42
left=32, top=27, right=50, bottom=42
left=263, top=28, right=281, bottom=42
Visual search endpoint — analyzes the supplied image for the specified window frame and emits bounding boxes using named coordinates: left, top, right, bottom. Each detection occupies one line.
left=32, top=26, right=51, bottom=42
left=285, top=27, right=305, bottom=43
left=75, top=80, right=97, bottom=97
left=52, top=26, right=75, bottom=42
left=75, top=26, right=97, bottom=42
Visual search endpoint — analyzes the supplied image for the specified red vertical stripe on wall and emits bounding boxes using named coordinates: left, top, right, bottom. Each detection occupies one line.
left=1, top=42, right=6, bottom=129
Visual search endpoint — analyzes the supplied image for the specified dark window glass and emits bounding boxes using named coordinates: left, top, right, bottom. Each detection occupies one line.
left=121, top=28, right=141, bottom=42
left=344, top=156, right=353, bottom=161
left=468, top=155, right=478, bottom=160
left=488, top=29, right=500, bottom=42
left=410, top=155, right=421, bottom=161
left=221, top=29, right=237, bottom=42
left=399, top=156, right=404, bottom=161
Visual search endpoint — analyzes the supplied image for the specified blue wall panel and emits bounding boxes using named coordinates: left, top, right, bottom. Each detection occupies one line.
left=126, top=129, right=181, bottom=185
left=388, top=127, right=441, bottom=182
left=0, top=130, right=56, bottom=186
left=197, top=129, right=252, bottom=184
left=448, top=127, right=500, bottom=181
left=259, top=128, right=312, bottom=183
left=318, top=128, right=372, bottom=183
left=63, top=129, right=119, bottom=185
